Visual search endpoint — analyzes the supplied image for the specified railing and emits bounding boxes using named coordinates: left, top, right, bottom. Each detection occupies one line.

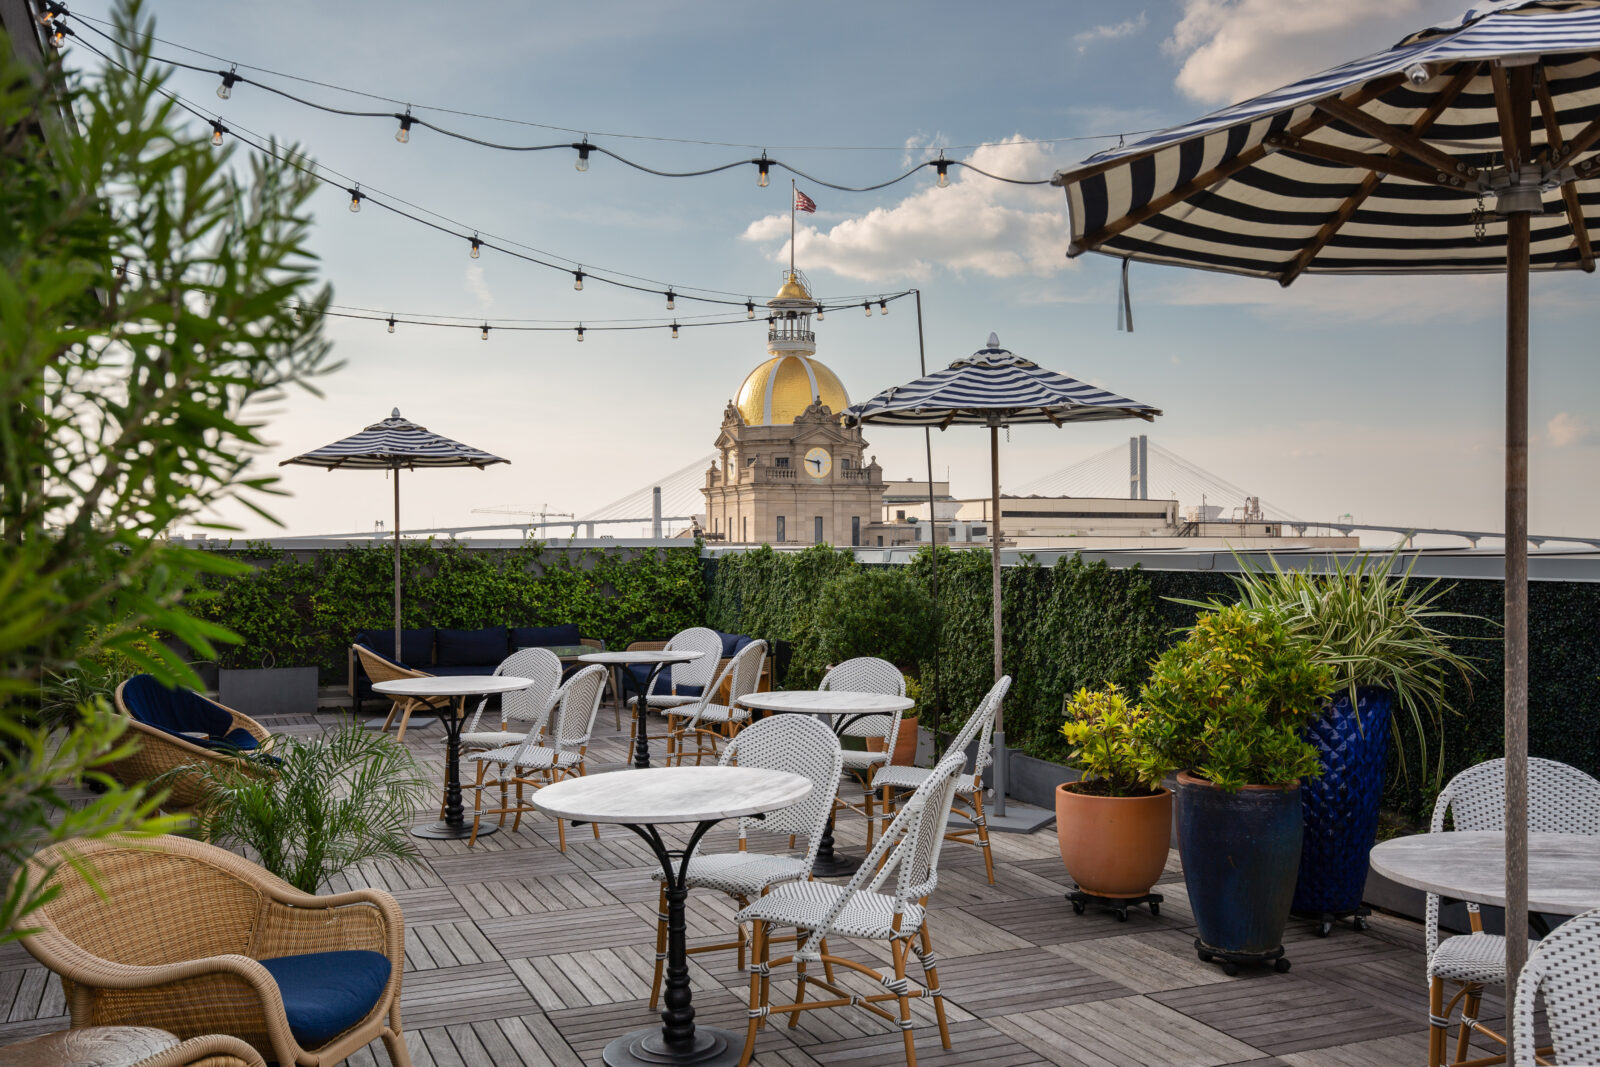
left=839, top=468, right=873, bottom=482
left=757, top=466, right=797, bottom=481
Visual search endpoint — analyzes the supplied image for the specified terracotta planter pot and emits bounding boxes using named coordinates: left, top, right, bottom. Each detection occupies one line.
left=864, top=716, right=919, bottom=766
left=1055, top=782, right=1172, bottom=899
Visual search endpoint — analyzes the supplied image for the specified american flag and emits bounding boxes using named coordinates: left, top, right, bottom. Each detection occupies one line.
left=793, top=188, right=817, bottom=214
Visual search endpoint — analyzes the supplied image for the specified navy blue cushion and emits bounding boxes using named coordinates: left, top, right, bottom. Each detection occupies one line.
left=435, top=627, right=508, bottom=667
left=216, top=727, right=260, bottom=751
left=714, top=631, right=744, bottom=658
left=426, top=663, right=502, bottom=679
left=510, top=624, right=581, bottom=649
left=121, top=675, right=234, bottom=740
left=354, top=628, right=435, bottom=667
left=620, top=666, right=701, bottom=699
left=258, top=949, right=390, bottom=1049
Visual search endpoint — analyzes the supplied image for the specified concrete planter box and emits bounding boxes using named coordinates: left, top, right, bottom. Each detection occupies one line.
left=218, top=666, right=319, bottom=719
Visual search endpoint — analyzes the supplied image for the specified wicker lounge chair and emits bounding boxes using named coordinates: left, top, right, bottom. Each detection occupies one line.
left=351, top=644, right=434, bottom=742
left=16, top=834, right=411, bottom=1067
left=135, top=1034, right=269, bottom=1067
left=106, top=676, right=274, bottom=812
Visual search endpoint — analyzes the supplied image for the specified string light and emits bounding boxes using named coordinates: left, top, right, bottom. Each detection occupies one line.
left=574, top=139, right=591, bottom=172
left=49, top=21, right=69, bottom=47
left=480, top=324, right=489, bottom=340
left=863, top=302, right=872, bottom=317
left=878, top=298, right=888, bottom=315
left=469, top=234, right=481, bottom=259
left=757, top=152, right=770, bottom=187
left=396, top=109, right=412, bottom=144
left=935, top=157, right=950, bottom=188
left=816, top=306, right=825, bottom=321
left=670, top=321, right=679, bottom=339
left=35, top=1, right=59, bottom=25
left=665, top=290, right=675, bottom=311
left=210, top=119, right=226, bottom=146
left=745, top=300, right=755, bottom=320
left=386, top=315, right=395, bottom=334
left=347, top=186, right=362, bottom=212
left=572, top=269, right=584, bottom=291
left=576, top=325, right=585, bottom=342
left=216, top=66, right=237, bottom=100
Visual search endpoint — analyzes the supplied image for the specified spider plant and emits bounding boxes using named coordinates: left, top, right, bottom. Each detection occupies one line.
left=179, top=722, right=430, bottom=893
left=1175, top=549, right=1486, bottom=788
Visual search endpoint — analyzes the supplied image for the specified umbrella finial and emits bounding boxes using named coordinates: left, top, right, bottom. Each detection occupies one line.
left=987, top=332, right=1000, bottom=349
left=391, top=407, right=400, bottom=418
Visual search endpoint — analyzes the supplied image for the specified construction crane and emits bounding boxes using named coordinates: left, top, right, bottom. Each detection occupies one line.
left=471, top=504, right=575, bottom=525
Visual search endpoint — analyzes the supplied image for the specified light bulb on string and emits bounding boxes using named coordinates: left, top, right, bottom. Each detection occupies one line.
left=210, top=120, right=227, bottom=147
left=935, top=158, right=950, bottom=188
left=480, top=325, right=489, bottom=341
left=671, top=321, right=679, bottom=339
left=573, top=269, right=584, bottom=291
left=863, top=302, right=872, bottom=317
left=757, top=152, right=770, bottom=187
left=469, top=234, right=481, bottom=259
left=386, top=316, right=395, bottom=334
left=816, top=306, right=825, bottom=321
left=396, top=110, right=413, bottom=144
left=878, top=298, right=888, bottom=316
left=49, top=22, right=68, bottom=48
left=665, top=290, right=675, bottom=311
left=576, top=325, right=585, bottom=342
left=348, top=186, right=362, bottom=212
left=575, top=139, right=591, bottom=172
left=217, top=67, right=238, bottom=100
left=35, top=2, right=56, bottom=25
left=745, top=300, right=755, bottom=320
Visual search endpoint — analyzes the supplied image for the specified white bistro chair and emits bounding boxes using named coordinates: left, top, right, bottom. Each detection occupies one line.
left=666, top=640, right=766, bottom=766
left=628, top=626, right=723, bottom=754
left=459, top=647, right=562, bottom=751
left=647, top=713, right=843, bottom=1010
left=1513, top=905, right=1600, bottom=1066
left=734, top=750, right=968, bottom=1067
left=818, top=657, right=905, bottom=848
left=1424, top=757, right=1600, bottom=1067
left=466, top=663, right=609, bottom=850
left=874, top=676, right=1011, bottom=885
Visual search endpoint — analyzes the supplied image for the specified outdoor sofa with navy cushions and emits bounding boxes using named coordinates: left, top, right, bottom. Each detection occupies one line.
left=617, top=629, right=772, bottom=704
left=347, top=624, right=602, bottom=713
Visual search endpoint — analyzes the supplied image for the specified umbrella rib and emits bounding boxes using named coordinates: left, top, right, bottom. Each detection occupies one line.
left=1535, top=74, right=1597, bottom=272
left=1315, top=96, right=1478, bottom=182
left=1490, top=63, right=1528, bottom=175
left=1281, top=64, right=1481, bottom=287
left=1071, top=73, right=1404, bottom=256
left=1266, top=136, right=1448, bottom=187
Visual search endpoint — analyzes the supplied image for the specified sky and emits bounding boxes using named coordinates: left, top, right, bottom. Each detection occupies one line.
left=62, top=0, right=1600, bottom=542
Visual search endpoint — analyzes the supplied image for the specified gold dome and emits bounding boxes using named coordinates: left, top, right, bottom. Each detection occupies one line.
left=735, top=354, right=848, bottom=426
left=772, top=272, right=812, bottom=302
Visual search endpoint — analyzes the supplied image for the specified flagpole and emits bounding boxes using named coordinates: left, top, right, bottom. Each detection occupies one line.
left=790, top=179, right=796, bottom=277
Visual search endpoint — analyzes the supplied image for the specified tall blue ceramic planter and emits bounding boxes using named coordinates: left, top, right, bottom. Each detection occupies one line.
left=1292, top=687, right=1394, bottom=920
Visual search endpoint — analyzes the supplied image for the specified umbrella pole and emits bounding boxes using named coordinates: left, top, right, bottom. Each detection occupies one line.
left=990, top=422, right=1007, bottom=816
left=393, top=467, right=402, bottom=662
left=914, top=290, right=941, bottom=734
left=1503, top=208, right=1530, bottom=1047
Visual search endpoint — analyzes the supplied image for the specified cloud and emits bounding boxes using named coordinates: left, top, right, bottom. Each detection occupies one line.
left=1546, top=412, right=1594, bottom=448
left=465, top=264, right=493, bottom=312
left=740, top=138, right=1071, bottom=284
left=1074, top=12, right=1149, bottom=54
left=1163, top=0, right=1471, bottom=105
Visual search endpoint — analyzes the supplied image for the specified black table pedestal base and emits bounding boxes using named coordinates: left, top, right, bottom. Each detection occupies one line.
left=809, top=811, right=860, bottom=878
left=410, top=819, right=497, bottom=840
left=603, top=1025, right=742, bottom=1067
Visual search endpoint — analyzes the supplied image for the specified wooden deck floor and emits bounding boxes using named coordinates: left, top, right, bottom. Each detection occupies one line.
left=1, top=706, right=1518, bottom=1066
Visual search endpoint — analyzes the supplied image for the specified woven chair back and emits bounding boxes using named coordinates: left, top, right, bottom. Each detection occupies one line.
left=951, top=675, right=1012, bottom=782
left=494, top=647, right=563, bottom=726
left=1514, top=906, right=1600, bottom=1064
left=720, top=714, right=842, bottom=853
left=353, top=644, right=430, bottom=684
left=820, top=657, right=904, bottom=742
left=725, top=639, right=767, bottom=704
left=1433, top=757, right=1600, bottom=835
left=666, top=627, right=723, bottom=690
left=548, top=664, right=608, bottom=751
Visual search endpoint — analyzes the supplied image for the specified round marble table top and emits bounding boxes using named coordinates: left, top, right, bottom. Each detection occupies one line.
left=1368, top=830, right=1600, bottom=915
left=578, top=649, right=704, bottom=667
left=532, top=765, right=813, bottom=825
left=0, top=1026, right=178, bottom=1067
left=373, top=675, right=531, bottom=698
left=739, top=689, right=914, bottom=716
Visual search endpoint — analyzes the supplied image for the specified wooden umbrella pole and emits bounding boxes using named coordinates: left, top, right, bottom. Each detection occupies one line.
left=1503, top=206, right=1531, bottom=1044
left=914, top=290, right=940, bottom=723
left=990, top=422, right=1006, bottom=816
left=393, top=466, right=402, bottom=662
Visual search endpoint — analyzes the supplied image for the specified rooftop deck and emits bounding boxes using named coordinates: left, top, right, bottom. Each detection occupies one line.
left=1, top=708, right=1513, bottom=1066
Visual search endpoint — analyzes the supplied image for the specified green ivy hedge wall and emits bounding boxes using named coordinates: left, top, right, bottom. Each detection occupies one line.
left=195, top=539, right=705, bottom=679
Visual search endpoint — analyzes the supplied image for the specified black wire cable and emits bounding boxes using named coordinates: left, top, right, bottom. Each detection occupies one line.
left=60, top=4, right=1156, bottom=155
left=63, top=8, right=1053, bottom=187
left=72, top=32, right=917, bottom=313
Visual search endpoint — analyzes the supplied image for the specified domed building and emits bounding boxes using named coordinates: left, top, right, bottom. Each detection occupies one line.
left=703, top=273, right=883, bottom=545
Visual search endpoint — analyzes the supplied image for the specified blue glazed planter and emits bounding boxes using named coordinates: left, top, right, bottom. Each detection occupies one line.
left=1292, top=687, right=1394, bottom=916
left=1177, top=772, right=1303, bottom=958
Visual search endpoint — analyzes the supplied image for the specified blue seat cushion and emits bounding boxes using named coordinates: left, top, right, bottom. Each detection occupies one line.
left=427, top=663, right=501, bottom=679
left=620, top=665, right=701, bottom=699
left=436, top=627, right=509, bottom=667
left=216, top=727, right=260, bottom=751
left=258, top=949, right=391, bottom=1049
left=354, top=628, right=435, bottom=668
left=122, top=674, right=238, bottom=744
left=713, top=631, right=746, bottom=658
left=511, top=624, right=581, bottom=649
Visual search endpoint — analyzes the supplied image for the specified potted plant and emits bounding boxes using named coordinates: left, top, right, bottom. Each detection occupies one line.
left=1141, top=604, right=1333, bottom=974
left=1191, top=551, right=1481, bottom=933
left=177, top=723, right=431, bottom=892
left=1055, top=684, right=1174, bottom=917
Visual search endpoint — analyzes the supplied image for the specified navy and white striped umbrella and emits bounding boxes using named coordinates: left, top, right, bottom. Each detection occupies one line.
left=843, top=337, right=1158, bottom=816
left=282, top=410, right=507, bottom=662
left=1052, top=0, right=1596, bottom=1005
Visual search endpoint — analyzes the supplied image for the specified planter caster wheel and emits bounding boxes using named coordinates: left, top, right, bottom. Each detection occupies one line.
left=1274, top=957, right=1292, bottom=973
left=1068, top=888, right=1161, bottom=922
left=1148, top=901, right=1160, bottom=917
left=1221, top=961, right=1239, bottom=976
left=1071, top=900, right=1086, bottom=915
left=1352, top=915, right=1368, bottom=932
left=1115, top=906, right=1129, bottom=922
left=1316, top=920, right=1334, bottom=938
left=1196, top=947, right=1213, bottom=964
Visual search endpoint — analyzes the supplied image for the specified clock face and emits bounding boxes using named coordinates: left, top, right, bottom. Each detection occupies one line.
left=804, top=447, right=832, bottom=479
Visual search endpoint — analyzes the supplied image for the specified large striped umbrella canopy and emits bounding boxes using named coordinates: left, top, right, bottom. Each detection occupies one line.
left=842, top=336, right=1159, bottom=814
left=281, top=410, right=507, bottom=660
left=1051, top=0, right=1600, bottom=1015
